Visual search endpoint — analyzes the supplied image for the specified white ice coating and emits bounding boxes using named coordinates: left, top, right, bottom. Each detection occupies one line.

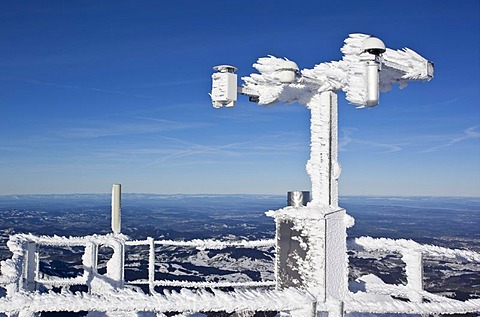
left=274, top=207, right=327, bottom=293
left=353, top=236, right=480, bottom=263
left=127, top=238, right=275, bottom=250
left=240, top=34, right=432, bottom=210
left=266, top=205, right=348, bottom=302
left=0, top=234, right=129, bottom=296
left=0, top=287, right=315, bottom=315
left=0, top=234, right=276, bottom=297
left=241, top=33, right=433, bottom=107
left=305, top=91, right=340, bottom=207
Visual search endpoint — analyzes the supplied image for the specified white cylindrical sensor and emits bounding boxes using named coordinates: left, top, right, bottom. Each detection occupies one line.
left=278, top=70, right=296, bottom=84
left=365, top=60, right=380, bottom=107
left=276, top=60, right=299, bottom=84
left=111, top=184, right=121, bottom=235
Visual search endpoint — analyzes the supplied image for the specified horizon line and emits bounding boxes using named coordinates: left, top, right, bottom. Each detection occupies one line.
left=0, top=193, right=478, bottom=199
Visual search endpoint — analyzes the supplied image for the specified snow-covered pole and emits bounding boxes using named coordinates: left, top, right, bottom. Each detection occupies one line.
left=23, top=241, right=37, bottom=292
left=83, top=241, right=98, bottom=292
left=306, top=91, right=339, bottom=207
left=403, top=250, right=424, bottom=303
left=148, top=237, right=155, bottom=293
left=111, top=184, right=121, bottom=235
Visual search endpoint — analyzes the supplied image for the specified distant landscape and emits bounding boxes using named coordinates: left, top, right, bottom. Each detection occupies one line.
left=0, top=194, right=479, bottom=307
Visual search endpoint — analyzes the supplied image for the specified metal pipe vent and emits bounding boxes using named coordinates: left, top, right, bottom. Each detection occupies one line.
left=287, top=191, right=310, bottom=208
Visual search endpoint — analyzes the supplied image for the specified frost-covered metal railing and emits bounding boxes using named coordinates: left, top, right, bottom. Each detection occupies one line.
left=345, top=237, right=480, bottom=315
left=0, top=234, right=126, bottom=294
left=125, top=238, right=276, bottom=291
left=1, top=233, right=480, bottom=315
left=0, top=233, right=319, bottom=316
left=0, top=234, right=276, bottom=294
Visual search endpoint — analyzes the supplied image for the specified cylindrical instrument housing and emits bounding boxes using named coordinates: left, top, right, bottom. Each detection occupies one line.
left=287, top=191, right=310, bottom=208
left=365, top=60, right=380, bottom=107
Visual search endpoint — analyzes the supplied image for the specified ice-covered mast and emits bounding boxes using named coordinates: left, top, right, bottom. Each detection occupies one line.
left=210, top=33, right=434, bottom=315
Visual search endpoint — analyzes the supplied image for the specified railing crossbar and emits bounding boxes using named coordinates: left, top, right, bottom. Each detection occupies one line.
left=127, top=279, right=276, bottom=288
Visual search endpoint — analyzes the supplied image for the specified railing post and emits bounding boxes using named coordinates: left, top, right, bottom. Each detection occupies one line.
left=403, top=250, right=424, bottom=303
left=83, top=241, right=98, bottom=293
left=107, top=239, right=125, bottom=289
left=148, top=237, right=155, bottom=293
left=22, top=241, right=37, bottom=292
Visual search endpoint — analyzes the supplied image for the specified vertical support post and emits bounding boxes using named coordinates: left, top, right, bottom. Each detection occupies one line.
left=84, top=241, right=98, bottom=292
left=306, top=91, right=339, bottom=207
left=148, top=237, right=155, bottom=293
left=111, top=184, right=121, bottom=235
left=404, top=251, right=424, bottom=303
left=110, top=185, right=125, bottom=289
left=89, top=238, right=125, bottom=292
left=34, top=252, right=39, bottom=283
left=105, top=239, right=125, bottom=289
left=328, top=92, right=340, bottom=208
left=275, top=90, right=347, bottom=306
left=23, top=241, right=37, bottom=292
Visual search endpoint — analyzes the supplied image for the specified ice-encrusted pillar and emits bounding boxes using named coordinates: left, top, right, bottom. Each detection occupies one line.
left=148, top=237, right=155, bottom=293
left=306, top=91, right=339, bottom=207
left=89, top=237, right=125, bottom=294
left=106, top=239, right=125, bottom=288
left=404, top=250, right=424, bottom=303
left=22, top=241, right=37, bottom=292
left=273, top=91, right=348, bottom=313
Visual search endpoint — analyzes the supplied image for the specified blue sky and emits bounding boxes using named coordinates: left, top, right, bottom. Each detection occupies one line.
left=0, top=1, right=479, bottom=196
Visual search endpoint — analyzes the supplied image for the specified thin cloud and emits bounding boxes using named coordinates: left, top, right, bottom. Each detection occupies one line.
left=339, top=127, right=356, bottom=151
left=147, top=143, right=241, bottom=166
left=63, top=118, right=208, bottom=138
left=339, top=128, right=402, bottom=153
left=125, top=78, right=207, bottom=89
left=146, top=132, right=306, bottom=166
left=422, top=126, right=480, bottom=153
left=67, top=134, right=244, bottom=167
left=5, top=78, right=158, bottom=99
left=359, top=140, right=402, bottom=153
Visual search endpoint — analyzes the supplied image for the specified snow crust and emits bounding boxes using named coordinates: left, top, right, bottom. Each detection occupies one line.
left=0, top=287, right=314, bottom=315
